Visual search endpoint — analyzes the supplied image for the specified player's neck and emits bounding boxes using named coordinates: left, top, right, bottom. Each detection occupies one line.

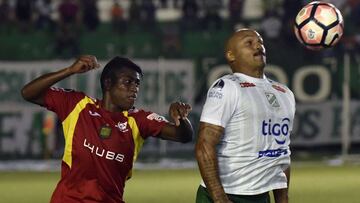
left=101, top=95, right=125, bottom=112
left=236, top=68, right=263, bottom=78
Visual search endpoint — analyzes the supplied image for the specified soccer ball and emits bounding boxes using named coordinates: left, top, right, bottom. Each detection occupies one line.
left=294, top=1, right=344, bottom=50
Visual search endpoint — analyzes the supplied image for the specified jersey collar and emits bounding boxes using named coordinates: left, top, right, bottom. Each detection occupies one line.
left=233, top=72, right=267, bottom=83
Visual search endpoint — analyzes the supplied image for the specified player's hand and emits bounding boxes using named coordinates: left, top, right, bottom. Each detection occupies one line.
left=168, top=101, right=192, bottom=126
left=273, top=188, right=288, bottom=203
left=213, top=194, right=234, bottom=203
left=214, top=201, right=233, bottom=203
left=68, top=55, right=100, bottom=74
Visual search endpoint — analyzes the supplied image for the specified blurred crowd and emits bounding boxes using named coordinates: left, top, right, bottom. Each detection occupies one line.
left=0, top=0, right=359, bottom=58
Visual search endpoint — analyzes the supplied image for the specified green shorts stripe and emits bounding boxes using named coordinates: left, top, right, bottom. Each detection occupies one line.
left=196, top=185, right=270, bottom=203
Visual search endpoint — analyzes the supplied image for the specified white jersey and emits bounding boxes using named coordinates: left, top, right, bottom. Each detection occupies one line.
left=200, top=72, right=296, bottom=195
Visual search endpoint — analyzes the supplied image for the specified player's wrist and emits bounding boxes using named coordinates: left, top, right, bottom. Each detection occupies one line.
left=213, top=194, right=231, bottom=203
left=64, top=66, right=76, bottom=75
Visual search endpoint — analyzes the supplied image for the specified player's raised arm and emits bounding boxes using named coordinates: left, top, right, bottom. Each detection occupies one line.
left=158, top=101, right=194, bottom=143
left=21, top=55, right=100, bottom=106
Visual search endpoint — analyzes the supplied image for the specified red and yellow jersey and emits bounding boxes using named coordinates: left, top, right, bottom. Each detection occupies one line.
left=43, top=87, right=167, bottom=203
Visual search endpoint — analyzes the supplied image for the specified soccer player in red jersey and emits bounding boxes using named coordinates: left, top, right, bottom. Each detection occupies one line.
left=21, top=55, right=194, bottom=203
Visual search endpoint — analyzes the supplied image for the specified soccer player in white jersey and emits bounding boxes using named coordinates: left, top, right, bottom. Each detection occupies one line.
left=195, top=29, right=296, bottom=203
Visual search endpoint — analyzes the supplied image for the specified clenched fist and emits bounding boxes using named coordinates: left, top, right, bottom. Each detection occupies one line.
left=68, top=55, right=101, bottom=74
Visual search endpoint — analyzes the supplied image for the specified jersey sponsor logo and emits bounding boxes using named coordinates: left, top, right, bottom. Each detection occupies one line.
left=272, top=85, right=286, bottom=93
left=265, top=92, right=280, bottom=107
left=115, top=121, right=128, bottom=132
left=146, top=113, right=167, bottom=122
left=262, top=118, right=290, bottom=145
left=83, top=139, right=125, bottom=162
left=239, top=82, right=256, bottom=87
left=209, top=79, right=225, bottom=99
left=89, top=110, right=101, bottom=117
left=212, top=79, right=225, bottom=90
left=208, top=90, right=223, bottom=99
left=258, top=148, right=288, bottom=158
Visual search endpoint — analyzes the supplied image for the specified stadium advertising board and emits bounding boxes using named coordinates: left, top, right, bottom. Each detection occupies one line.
left=0, top=60, right=359, bottom=158
left=0, top=60, right=194, bottom=158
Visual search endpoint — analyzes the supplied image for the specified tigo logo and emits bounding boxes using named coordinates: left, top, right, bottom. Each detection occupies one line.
left=261, top=118, right=290, bottom=145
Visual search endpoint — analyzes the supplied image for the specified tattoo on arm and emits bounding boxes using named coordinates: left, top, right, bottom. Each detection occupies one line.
left=196, top=123, right=229, bottom=202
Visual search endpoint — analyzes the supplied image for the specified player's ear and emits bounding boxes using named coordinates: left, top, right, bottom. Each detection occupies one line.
left=104, top=78, right=112, bottom=90
left=226, top=50, right=235, bottom=63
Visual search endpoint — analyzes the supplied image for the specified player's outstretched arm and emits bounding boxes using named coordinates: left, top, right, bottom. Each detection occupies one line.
left=273, top=166, right=290, bottom=203
left=21, top=55, right=100, bottom=106
left=196, top=122, right=233, bottom=203
left=158, top=101, right=193, bottom=143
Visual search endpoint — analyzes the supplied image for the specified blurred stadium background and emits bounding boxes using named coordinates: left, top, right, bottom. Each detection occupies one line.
left=0, top=0, right=360, bottom=202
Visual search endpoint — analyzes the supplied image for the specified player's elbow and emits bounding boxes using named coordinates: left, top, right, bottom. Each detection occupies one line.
left=21, top=86, right=33, bottom=101
left=195, top=138, right=216, bottom=162
left=21, top=86, right=44, bottom=105
left=195, top=141, right=205, bottom=159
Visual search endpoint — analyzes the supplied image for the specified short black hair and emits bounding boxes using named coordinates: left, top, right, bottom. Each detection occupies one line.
left=100, top=56, right=143, bottom=92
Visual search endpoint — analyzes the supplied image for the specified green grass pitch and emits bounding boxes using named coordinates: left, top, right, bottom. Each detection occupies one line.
left=0, top=164, right=359, bottom=203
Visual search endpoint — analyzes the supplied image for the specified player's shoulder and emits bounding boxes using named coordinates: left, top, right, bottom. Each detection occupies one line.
left=128, top=107, right=142, bottom=116
left=50, top=87, right=76, bottom=93
left=211, top=74, right=240, bottom=89
left=222, top=74, right=241, bottom=83
left=49, top=87, right=89, bottom=98
left=50, top=87, right=81, bottom=93
left=50, top=87, right=100, bottom=105
left=267, top=78, right=294, bottom=95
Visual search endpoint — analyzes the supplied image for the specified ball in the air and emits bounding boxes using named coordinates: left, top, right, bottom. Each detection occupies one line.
left=294, top=1, right=344, bottom=50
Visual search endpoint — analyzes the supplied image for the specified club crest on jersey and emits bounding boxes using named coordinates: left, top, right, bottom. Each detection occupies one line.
left=99, top=124, right=112, bottom=139
left=115, top=121, right=128, bottom=132
left=265, top=92, right=280, bottom=107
